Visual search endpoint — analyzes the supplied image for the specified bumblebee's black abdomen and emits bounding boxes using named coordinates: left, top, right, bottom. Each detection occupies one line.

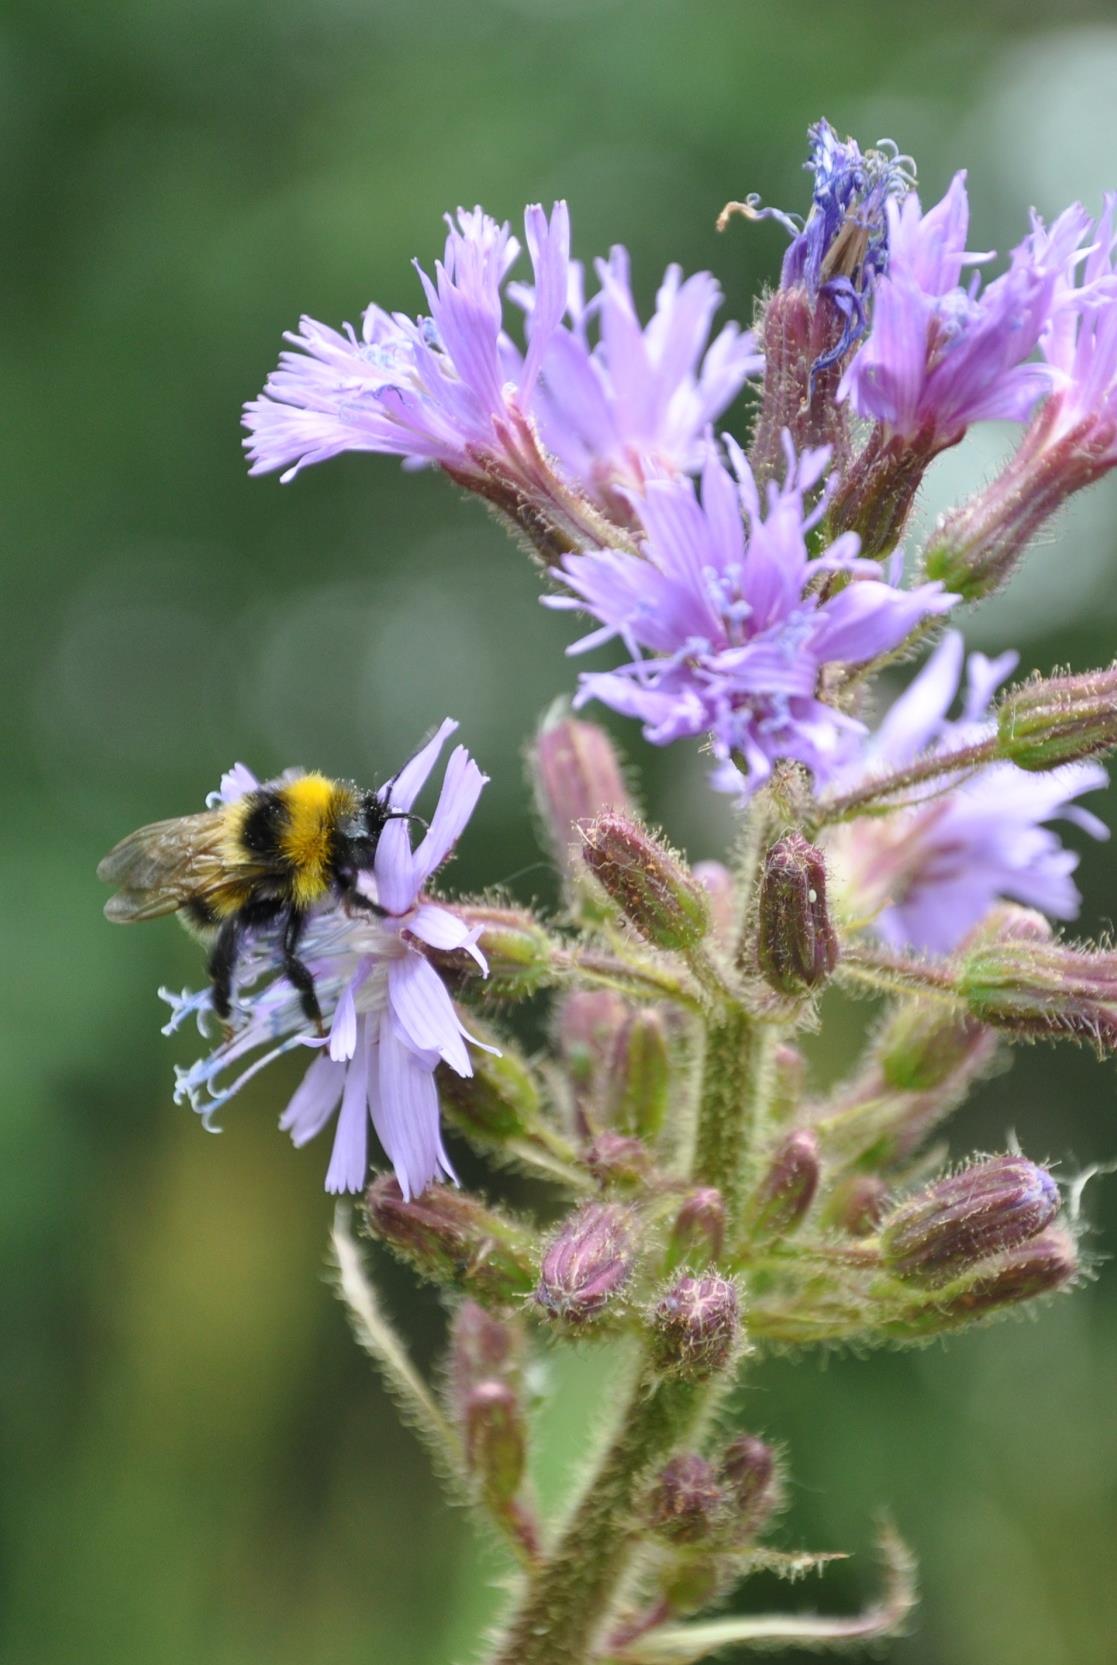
left=183, top=896, right=219, bottom=929
left=240, top=791, right=288, bottom=862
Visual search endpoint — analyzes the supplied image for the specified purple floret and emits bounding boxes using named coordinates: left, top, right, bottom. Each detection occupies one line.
left=243, top=202, right=758, bottom=515
left=549, top=436, right=955, bottom=797
left=840, top=175, right=1095, bottom=450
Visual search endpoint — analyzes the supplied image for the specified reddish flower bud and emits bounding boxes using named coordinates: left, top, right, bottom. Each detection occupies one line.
left=823, top=1173, right=889, bottom=1237
left=581, top=812, right=710, bottom=953
left=535, top=1202, right=636, bottom=1324
left=584, top=1131, right=652, bottom=1188
left=665, top=1187, right=727, bottom=1273
left=960, top=935, right=1117, bottom=1056
left=998, top=664, right=1117, bottom=771
left=605, top=1007, right=671, bottom=1140
left=880, top=1156, right=1061, bottom=1288
left=756, top=833, right=838, bottom=996
left=886, top=1227, right=1079, bottom=1336
left=463, top=1379, right=528, bottom=1506
left=533, top=711, right=631, bottom=880
left=743, top=1130, right=821, bottom=1242
left=719, top=1433, right=780, bottom=1536
left=645, top=1454, right=724, bottom=1544
left=448, top=1300, right=522, bottom=1412
left=650, top=1274, right=740, bottom=1380
left=922, top=413, right=1116, bottom=602
left=365, top=1176, right=535, bottom=1303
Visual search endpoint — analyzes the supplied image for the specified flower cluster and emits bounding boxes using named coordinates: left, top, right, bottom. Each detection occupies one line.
left=99, top=118, right=1117, bottom=1665
left=839, top=176, right=1095, bottom=452
left=244, top=202, right=759, bottom=527
left=552, top=438, right=954, bottom=795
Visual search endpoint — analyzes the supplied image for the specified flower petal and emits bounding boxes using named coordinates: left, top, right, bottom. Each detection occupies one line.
left=279, top=1052, right=347, bottom=1147
left=375, top=1016, right=456, bottom=1201
left=324, top=1031, right=371, bottom=1194
left=388, top=952, right=472, bottom=1077
left=408, top=903, right=488, bottom=970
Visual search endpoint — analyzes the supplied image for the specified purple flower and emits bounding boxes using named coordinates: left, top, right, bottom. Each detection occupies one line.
left=510, top=246, right=760, bottom=511
left=243, top=202, right=756, bottom=517
left=161, top=721, right=492, bottom=1199
left=825, top=632, right=1108, bottom=953
left=739, top=120, right=914, bottom=373
left=1034, top=193, right=1117, bottom=468
left=840, top=176, right=1094, bottom=449
left=243, top=205, right=569, bottom=483
left=549, top=437, right=956, bottom=797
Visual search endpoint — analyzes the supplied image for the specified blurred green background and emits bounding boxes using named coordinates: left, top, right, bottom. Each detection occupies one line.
left=5, top=1, right=1117, bottom=1660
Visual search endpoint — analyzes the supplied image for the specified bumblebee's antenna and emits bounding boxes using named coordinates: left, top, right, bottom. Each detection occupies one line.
left=384, top=810, right=430, bottom=834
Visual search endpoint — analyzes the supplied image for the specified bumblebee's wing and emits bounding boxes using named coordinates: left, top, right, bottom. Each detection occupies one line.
left=98, top=809, right=235, bottom=922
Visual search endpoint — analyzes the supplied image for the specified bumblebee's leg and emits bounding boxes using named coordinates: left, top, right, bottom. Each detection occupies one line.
left=207, top=916, right=242, bottom=1021
left=336, top=870, right=389, bottom=919
left=282, top=909, right=323, bottom=1030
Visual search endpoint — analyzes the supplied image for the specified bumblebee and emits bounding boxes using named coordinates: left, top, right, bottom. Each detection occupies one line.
left=98, top=771, right=416, bottom=1027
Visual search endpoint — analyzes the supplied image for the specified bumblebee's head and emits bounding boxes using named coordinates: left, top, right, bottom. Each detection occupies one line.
left=335, top=791, right=392, bottom=872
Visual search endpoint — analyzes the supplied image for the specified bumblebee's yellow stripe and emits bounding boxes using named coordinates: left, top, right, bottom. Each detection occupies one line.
left=280, top=774, right=353, bottom=906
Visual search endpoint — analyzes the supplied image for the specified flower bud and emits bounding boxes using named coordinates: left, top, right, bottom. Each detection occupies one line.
left=756, top=833, right=838, bottom=996
left=742, top=1130, right=821, bottom=1242
left=827, top=426, right=938, bottom=559
left=814, top=1001, right=998, bottom=1169
left=822, top=1173, right=889, bottom=1237
left=533, top=711, right=631, bottom=880
left=959, top=937, right=1117, bottom=1055
left=921, top=412, right=1111, bottom=602
left=558, top=989, right=630, bottom=1097
left=879, top=1156, right=1061, bottom=1289
left=886, top=1227, right=1079, bottom=1336
left=535, top=1202, right=635, bottom=1324
left=746, top=284, right=850, bottom=487
left=463, top=1379, right=527, bottom=1506
left=877, top=1002, right=994, bottom=1095
left=719, top=1433, right=780, bottom=1536
left=605, top=1007, right=671, bottom=1140
left=645, top=1454, right=724, bottom=1544
left=584, top=1131, right=651, bottom=1188
left=365, top=1176, right=535, bottom=1303
left=650, top=1274, right=740, bottom=1380
left=665, top=1188, right=727, bottom=1273
left=449, top=904, right=555, bottom=999
left=998, top=665, right=1117, bottom=771
left=436, top=1032, right=542, bottom=1147
left=693, top=860, right=736, bottom=946
left=448, top=1300, right=522, bottom=1407
left=581, top=812, right=710, bottom=954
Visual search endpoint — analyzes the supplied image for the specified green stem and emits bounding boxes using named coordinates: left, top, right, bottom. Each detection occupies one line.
left=689, top=1005, right=772, bottom=1216
left=488, top=1368, right=706, bottom=1665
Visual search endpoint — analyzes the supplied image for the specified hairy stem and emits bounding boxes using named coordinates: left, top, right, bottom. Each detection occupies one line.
left=689, top=1004, right=773, bottom=1216
left=816, top=737, right=999, bottom=825
left=488, top=1369, right=706, bottom=1665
